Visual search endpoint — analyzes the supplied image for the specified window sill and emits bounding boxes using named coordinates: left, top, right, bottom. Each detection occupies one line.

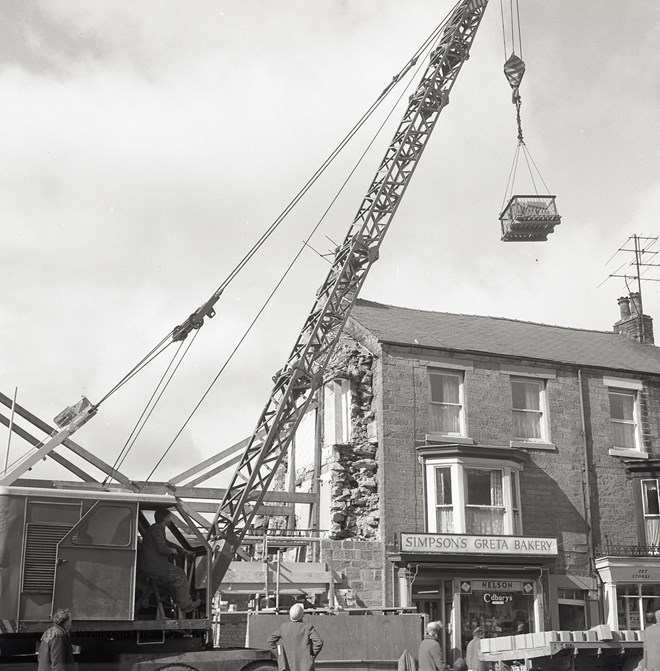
left=426, top=434, right=474, bottom=445
left=510, top=440, right=556, bottom=451
left=608, top=447, right=649, bottom=459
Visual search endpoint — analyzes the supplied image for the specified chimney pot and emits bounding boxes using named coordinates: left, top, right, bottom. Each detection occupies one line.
left=630, top=292, right=642, bottom=316
left=618, top=296, right=631, bottom=320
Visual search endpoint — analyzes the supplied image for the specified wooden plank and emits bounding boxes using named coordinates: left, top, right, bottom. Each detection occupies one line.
left=0, top=392, right=131, bottom=484
left=0, top=414, right=96, bottom=482
left=138, top=482, right=317, bottom=504
left=188, top=454, right=243, bottom=488
left=186, top=500, right=293, bottom=516
left=169, top=434, right=256, bottom=485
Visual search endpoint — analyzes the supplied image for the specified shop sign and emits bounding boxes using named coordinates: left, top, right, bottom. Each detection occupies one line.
left=483, top=592, right=513, bottom=605
left=400, top=532, right=558, bottom=556
left=462, top=580, right=535, bottom=594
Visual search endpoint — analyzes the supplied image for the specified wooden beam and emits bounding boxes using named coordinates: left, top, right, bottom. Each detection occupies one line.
left=0, top=414, right=96, bottom=482
left=187, top=454, right=242, bottom=488
left=187, top=500, right=294, bottom=517
left=0, top=391, right=131, bottom=484
left=169, top=434, right=259, bottom=485
left=138, top=482, right=317, bottom=504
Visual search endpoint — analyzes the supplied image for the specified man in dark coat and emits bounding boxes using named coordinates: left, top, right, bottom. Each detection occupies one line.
left=267, top=603, right=323, bottom=671
left=644, top=609, right=660, bottom=671
left=418, top=621, right=445, bottom=671
left=138, top=508, right=200, bottom=613
left=38, top=609, right=75, bottom=671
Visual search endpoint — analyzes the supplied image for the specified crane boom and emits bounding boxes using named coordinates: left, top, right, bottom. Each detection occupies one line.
left=207, top=0, right=490, bottom=592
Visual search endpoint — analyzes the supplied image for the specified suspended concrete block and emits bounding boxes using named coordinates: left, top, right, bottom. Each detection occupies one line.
left=500, top=195, right=561, bottom=242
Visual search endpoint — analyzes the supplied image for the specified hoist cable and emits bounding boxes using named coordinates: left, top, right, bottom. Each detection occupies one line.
left=520, top=145, right=539, bottom=195
left=193, top=16, right=451, bottom=297
left=521, top=143, right=552, bottom=194
left=102, top=337, right=191, bottom=484
left=96, top=332, right=175, bottom=407
left=499, top=0, right=508, bottom=59
left=138, top=27, right=437, bottom=487
left=501, top=143, right=521, bottom=211
left=92, top=16, right=452, bottom=414
left=515, top=0, right=523, bottom=59
left=114, top=332, right=199, bottom=478
left=509, top=0, right=515, bottom=54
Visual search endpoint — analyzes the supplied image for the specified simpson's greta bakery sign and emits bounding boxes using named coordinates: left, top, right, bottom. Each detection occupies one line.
left=401, top=533, right=558, bottom=556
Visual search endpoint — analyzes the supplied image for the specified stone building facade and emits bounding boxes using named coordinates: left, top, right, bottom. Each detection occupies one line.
left=290, top=292, right=660, bottom=661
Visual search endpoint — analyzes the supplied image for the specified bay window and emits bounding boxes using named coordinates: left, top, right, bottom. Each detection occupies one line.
left=465, top=468, right=504, bottom=534
left=426, top=456, right=523, bottom=535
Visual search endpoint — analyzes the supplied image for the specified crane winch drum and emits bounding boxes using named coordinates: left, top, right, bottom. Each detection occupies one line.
left=499, top=194, right=561, bottom=242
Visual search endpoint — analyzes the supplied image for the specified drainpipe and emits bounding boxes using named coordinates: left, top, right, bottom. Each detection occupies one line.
left=577, top=369, right=594, bottom=560
left=578, top=369, right=600, bottom=622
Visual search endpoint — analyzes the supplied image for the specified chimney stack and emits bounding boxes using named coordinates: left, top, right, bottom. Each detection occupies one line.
left=614, top=293, right=654, bottom=344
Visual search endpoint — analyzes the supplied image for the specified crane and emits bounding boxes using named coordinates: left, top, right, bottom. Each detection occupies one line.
left=206, top=0, right=491, bottom=593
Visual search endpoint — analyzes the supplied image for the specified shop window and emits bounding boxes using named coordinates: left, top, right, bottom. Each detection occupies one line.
left=557, top=588, right=586, bottom=630
left=642, top=479, right=660, bottom=546
left=616, top=584, right=660, bottom=630
left=609, top=388, right=639, bottom=450
left=461, top=582, right=534, bottom=640
left=465, top=469, right=504, bottom=535
left=511, top=377, right=546, bottom=441
left=426, top=459, right=522, bottom=535
left=434, top=467, right=454, bottom=532
left=429, top=370, right=464, bottom=436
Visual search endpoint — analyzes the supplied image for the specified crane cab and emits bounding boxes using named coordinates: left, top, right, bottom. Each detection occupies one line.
left=500, top=194, right=561, bottom=242
left=0, top=485, right=208, bottom=656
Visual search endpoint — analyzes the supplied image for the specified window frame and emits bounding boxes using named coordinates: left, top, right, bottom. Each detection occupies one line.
left=428, top=369, right=466, bottom=437
left=604, top=376, right=644, bottom=456
left=425, top=457, right=523, bottom=535
left=557, top=588, right=587, bottom=630
left=510, top=376, right=547, bottom=443
left=608, top=387, right=640, bottom=451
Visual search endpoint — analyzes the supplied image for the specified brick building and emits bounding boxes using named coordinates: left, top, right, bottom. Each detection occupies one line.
left=289, top=292, right=660, bottom=661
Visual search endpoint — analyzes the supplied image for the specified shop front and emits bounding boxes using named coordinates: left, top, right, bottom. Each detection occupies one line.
left=393, top=532, right=558, bottom=662
left=596, top=556, right=660, bottom=631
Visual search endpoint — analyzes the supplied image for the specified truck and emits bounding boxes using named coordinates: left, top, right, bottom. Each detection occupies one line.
left=0, top=0, right=490, bottom=668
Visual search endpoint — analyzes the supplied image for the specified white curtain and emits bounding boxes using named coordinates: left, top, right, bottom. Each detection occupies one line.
left=646, top=518, right=660, bottom=546
left=430, top=374, right=460, bottom=433
left=466, top=470, right=504, bottom=534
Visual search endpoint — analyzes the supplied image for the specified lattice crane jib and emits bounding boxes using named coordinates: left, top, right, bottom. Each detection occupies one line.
left=207, top=0, right=491, bottom=593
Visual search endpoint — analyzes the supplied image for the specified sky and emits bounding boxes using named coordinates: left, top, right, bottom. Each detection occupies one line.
left=2, top=0, right=660, bottom=484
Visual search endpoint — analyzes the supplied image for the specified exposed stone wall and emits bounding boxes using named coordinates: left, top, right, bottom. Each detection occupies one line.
left=322, top=338, right=381, bottom=541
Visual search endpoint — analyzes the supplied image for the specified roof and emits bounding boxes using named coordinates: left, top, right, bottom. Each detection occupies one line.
left=349, top=299, right=660, bottom=375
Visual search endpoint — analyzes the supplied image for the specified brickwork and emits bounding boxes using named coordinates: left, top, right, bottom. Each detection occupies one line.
left=320, top=538, right=385, bottom=607
left=283, top=305, right=660, bottom=613
left=374, top=341, right=660, bottom=577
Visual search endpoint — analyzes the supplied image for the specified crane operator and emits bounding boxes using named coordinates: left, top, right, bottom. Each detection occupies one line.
left=138, top=508, right=201, bottom=614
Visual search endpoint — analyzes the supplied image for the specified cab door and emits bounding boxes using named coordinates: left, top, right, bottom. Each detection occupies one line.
left=52, top=501, right=138, bottom=620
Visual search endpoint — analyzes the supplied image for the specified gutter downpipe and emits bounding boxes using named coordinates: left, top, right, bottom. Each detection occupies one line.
left=578, top=368, right=600, bottom=623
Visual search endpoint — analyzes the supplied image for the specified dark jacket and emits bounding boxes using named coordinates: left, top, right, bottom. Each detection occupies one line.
left=418, top=635, right=444, bottom=671
left=138, top=523, right=173, bottom=577
left=267, top=620, right=323, bottom=671
left=645, top=622, right=660, bottom=671
left=38, top=624, right=75, bottom=671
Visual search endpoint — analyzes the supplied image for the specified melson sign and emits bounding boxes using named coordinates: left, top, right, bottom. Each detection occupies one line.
left=401, top=533, right=558, bottom=556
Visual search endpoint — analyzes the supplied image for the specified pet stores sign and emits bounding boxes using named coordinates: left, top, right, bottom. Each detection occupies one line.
left=400, top=533, right=558, bottom=556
